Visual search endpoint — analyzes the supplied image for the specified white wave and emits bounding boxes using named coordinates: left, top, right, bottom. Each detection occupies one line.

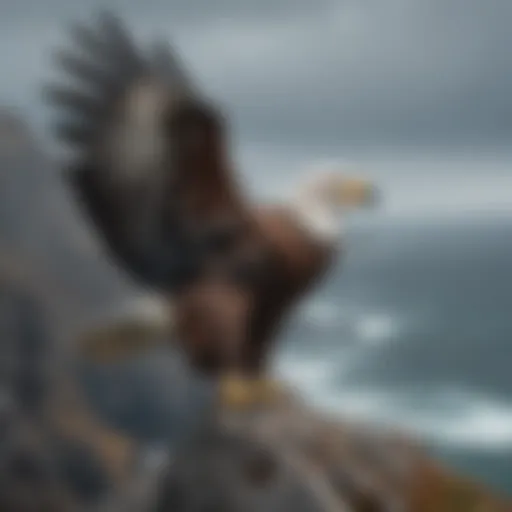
left=281, top=302, right=512, bottom=451
left=274, top=356, right=338, bottom=391
left=314, top=386, right=512, bottom=451
left=299, top=298, right=345, bottom=328
left=353, top=312, right=400, bottom=347
left=410, top=391, right=512, bottom=450
left=299, top=303, right=405, bottom=348
left=273, top=345, right=369, bottom=403
left=275, top=356, right=512, bottom=452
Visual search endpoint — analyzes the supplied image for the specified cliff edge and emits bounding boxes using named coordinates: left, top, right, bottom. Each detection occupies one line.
left=154, top=389, right=511, bottom=512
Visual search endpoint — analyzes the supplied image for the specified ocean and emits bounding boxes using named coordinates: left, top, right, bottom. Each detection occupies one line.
left=274, top=213, right=512, bottom=495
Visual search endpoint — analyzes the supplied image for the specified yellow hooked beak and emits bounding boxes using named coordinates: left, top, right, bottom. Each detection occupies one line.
left=335, top=177, right=380, bottom=209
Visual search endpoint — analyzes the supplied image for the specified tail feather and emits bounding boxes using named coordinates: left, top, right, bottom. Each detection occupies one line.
left=77, top=295, right=175, bottom=364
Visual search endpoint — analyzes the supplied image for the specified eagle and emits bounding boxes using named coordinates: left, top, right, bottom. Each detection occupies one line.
left=46, top=12, right=379, bottom=407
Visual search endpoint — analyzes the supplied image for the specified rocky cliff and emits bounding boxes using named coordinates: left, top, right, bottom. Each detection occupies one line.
left=155, top=390, right=511, bottom=512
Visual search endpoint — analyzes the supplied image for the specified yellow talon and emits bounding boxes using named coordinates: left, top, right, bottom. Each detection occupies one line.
left=218, top=373, right=255, bottom=409
left=218, top=374, right=284, bottom=410
left=255, top=378, right=284, bottom=403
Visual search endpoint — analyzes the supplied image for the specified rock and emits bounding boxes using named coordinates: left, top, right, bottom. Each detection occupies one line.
left=0, top=109, right=147, bottom=340
left=155, top=389, right=512, bottom=512
left=0, top=110, right=208, bottom=444
left=0, top=269, right=142, bottom=511
left=0, top=112, right=211, bottom=511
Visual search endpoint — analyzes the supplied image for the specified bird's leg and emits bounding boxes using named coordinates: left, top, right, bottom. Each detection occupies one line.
left=217, top=372, right=257, bottom=409
left=217, top=372, right=285, bottom=409
left=217, top=307, right=286, bottom=409
left=253, top=377, right=285, bottom=403
left=246, top=346, right=284, bottom=403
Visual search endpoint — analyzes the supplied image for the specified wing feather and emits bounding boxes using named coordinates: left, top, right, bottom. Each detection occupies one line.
left=46, top=11, right=244, bottom=291
left=54, top=121, right=95, bottom=146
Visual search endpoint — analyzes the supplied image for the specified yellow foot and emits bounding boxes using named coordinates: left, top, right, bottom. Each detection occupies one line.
left=255, top=378, right=284, bottom=404
left=218, top=374, right=284, bottom=410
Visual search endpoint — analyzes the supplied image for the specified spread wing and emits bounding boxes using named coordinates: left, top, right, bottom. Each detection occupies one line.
left=45, top=11, right=245, bottom=292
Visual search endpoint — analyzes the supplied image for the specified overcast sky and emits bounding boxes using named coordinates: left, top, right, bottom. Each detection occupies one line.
left=1, top=0, right=512, bottom=214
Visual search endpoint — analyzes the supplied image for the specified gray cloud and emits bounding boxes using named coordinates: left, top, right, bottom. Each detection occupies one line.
left=2, top=0, right=330, bottom=25
left=1, top=0, right=512, bottom=153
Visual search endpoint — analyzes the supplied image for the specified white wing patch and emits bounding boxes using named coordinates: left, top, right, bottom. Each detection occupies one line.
left=107, top=80, right=168, bottom=184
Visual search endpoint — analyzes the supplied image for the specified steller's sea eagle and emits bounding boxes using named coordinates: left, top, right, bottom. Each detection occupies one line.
left=46, top=12, right=379, bottom=406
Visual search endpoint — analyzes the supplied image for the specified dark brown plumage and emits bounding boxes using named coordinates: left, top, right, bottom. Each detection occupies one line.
left=45, top=11, right=244, bottom=291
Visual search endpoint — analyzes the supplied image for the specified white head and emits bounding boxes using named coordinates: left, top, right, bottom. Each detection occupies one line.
left=291, top=170, right=380, bottom=242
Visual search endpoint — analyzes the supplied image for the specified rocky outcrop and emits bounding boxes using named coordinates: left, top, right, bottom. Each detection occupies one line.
left=0, top=109, right=204, bottom=443
left=0, top=109, right=148, bottom=341
left=0, top=111, right=147, bottom=510
left=155, top=391, right=511, bottom=512
left=0, top=268, right=140, bottom=510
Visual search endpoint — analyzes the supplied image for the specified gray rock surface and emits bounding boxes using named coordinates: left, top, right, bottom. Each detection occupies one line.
left=155, top=392, right=417, bottom=512
left=0, top=110, right=212, bottom=443
left=0, top=109, right=147, bottom=343
left=0, top=110, right=216, bottom=510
